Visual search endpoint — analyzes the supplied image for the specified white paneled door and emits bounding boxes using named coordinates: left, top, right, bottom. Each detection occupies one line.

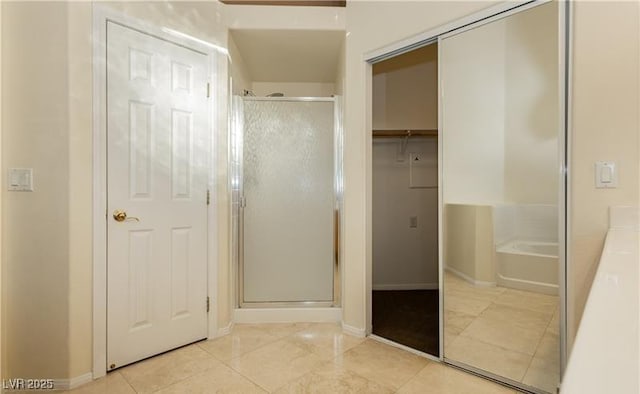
left=106, top=22, right=210, bottom=370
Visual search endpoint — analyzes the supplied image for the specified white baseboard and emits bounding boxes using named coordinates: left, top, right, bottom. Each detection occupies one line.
left=497, top=273, right=558, bottom=296
left=372, top=283, right=438, bottom=291
left=445, top=266, right=496, bottom=287
left=341, top=322, right=366, bottom=338
left=216, top=321, right=234, bottom=337
left=53, top=372, right=93, bottom=390
left=233, top=307, right=342, bottom=324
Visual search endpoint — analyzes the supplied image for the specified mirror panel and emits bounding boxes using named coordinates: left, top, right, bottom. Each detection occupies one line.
left=441, top=3, right=561, bottom=393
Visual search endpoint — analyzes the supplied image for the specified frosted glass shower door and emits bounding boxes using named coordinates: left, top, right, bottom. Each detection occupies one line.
left=242, top=99, right=335, bottom=304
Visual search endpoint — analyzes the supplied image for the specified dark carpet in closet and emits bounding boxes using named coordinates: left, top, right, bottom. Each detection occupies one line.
left=372, top=290, right=440, bottom=357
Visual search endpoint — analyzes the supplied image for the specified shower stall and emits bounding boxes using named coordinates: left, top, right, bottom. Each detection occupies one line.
left=231, top=96, right=343, bottom=310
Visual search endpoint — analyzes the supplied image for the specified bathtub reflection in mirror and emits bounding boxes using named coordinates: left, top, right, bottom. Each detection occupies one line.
left=441, top=2, right=561, bottom=393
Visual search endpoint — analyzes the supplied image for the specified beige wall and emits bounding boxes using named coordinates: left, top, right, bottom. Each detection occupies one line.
left=335, top=39, right=346, bottom=96
left=67, top=2, right=93, bottom=378
left=224, top=3, right=345, bottom=30
left=504, top=3, right=559, bottom=205
left=441, top=18, right=506, bottom=205
left=2, top=2, right=72, bottom=378
left=372, top=140, right=438, bottom=289
left=251, top=82, right=336, bottom=97
left=229, top=34, right=253, bottom=96
left=444, top=204, right=495, bottom=284
left=372, top=44, right=438, bottom=131
left=442, top=2, right=558, bottom=207
left=569, top=1, right=640, bottom=347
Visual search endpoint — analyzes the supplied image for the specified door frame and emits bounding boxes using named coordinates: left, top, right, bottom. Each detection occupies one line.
left=364, top=0, right=570, bottom=390
left=91, top=5, right=223, bottom=378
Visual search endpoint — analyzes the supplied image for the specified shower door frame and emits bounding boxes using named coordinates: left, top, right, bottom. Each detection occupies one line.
left=364, top=0, right=569, bottom=392
left=233, top=96, right=344, bottom=309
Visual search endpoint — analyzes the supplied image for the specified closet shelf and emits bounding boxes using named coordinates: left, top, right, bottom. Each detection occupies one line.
left=372, top=129, right=438, bottom=138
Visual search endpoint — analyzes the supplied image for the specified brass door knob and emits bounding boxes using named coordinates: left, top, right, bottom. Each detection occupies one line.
left=113, top=210, right=140, bottom=222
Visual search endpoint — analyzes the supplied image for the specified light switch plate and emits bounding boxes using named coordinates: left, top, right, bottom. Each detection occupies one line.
left=8, top=168, right=34, bottom=191
left=595, top=161, right=617, bottom=189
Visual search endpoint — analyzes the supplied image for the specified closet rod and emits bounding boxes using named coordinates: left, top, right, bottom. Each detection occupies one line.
left=372, top=129, right=438, bottom=138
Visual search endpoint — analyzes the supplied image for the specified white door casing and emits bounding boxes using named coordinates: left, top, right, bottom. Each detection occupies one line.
left=106, top=21, right=210, bottom=370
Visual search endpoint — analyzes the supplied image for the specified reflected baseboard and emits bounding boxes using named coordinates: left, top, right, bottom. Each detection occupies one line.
left=445, top=266, right=496, bottom=287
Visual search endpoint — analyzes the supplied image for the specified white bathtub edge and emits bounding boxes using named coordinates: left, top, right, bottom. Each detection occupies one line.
left=496, top=239, right=559, bottom=259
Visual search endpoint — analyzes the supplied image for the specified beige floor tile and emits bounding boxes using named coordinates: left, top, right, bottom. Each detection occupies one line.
left=444, top=327, right=458, bottom=349
left=445, top=336, right=531, bottom=382
left=337, top=339, right=428, bottom=390
left=250, top=322, right=311, bottom=338
left=460, top=315, right=545, bottom=355
left=444, top=272, right=467, bottom=287
left=547, top=307, right=560, bottom=335
left=494, top=289, right=558, bottom=316
left=444, top=310, right=476, bottom=336
left=479, top=303, right=553, bottom=332
left=197, top=324, right=279, bottom=361
left=155, top=362, right=266, bottom=394
left=119, top=344, right=220, bottom=393
left=444, top=293, right=492, bottom=317
left=445, top=283, right=507, bottom=301
left=228, top=339, right=324, bottom=392
left=522, top=356, right=560, bottom=394
left=272, top=362, right=392, bottom=394
left=533, top=331, right=560, bottom=366
left=397, top=362, right=516, bottom=394
left=285, top=323, right=365, bottom=359
left=63, top=372, right=135, bottom=394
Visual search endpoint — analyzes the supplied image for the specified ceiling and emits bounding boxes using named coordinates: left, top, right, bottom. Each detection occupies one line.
left=230, top=29, right=345, bottom=83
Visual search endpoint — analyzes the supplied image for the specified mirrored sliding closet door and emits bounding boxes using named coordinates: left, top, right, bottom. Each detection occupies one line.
left=440, top=2, right=564, bottom=393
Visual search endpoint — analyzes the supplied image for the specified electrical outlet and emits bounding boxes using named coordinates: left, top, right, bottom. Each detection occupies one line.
left=409, top=216, right=418, bottom=228
left=8, top=168, right=34, bottom=191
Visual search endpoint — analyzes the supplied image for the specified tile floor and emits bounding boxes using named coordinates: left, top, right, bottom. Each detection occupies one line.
left=64, top=322, right=518, bottom=394
left=444, top=272, right=560, bottom=393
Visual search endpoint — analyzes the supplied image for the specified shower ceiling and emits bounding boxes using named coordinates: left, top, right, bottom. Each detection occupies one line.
left=230, top=29, right=344, bottom=82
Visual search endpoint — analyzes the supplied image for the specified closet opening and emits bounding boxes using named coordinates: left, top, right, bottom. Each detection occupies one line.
left=371, top=43, right=439, bottom=357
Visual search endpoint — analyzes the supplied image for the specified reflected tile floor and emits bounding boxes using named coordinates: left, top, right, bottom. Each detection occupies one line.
left=444, top=273, right=560, bottom=393
left=64, top=323, right=518, bottom=394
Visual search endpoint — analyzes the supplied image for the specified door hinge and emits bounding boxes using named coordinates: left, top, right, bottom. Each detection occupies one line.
left=206, top=296, right=210, bottom=313
left=206, top=82, right=211, bottom=98
left=206, top=189, right=210, bottom=205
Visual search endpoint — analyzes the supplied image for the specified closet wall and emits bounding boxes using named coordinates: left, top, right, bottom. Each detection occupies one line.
left=372, top=45, right=438, bottom=290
